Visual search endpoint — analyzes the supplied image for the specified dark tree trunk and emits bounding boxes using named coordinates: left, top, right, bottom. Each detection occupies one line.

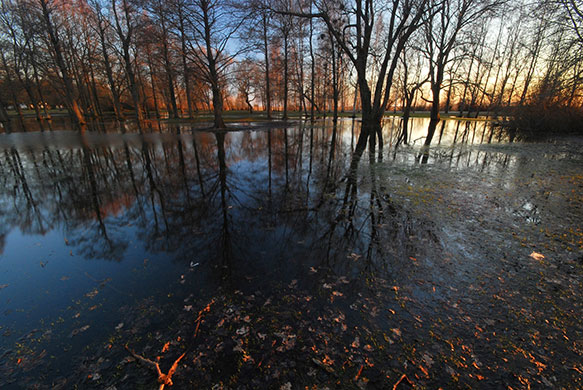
left=178, top=4, right=194, bottom=119
left=97, top=8, right=124, bottom=121
left=262, top=13, right=271, bottom=119
left=40, top=0, right=85, bottom=126
left=159, top=7, right=178, bottom=119
left=0, top=97, right=11, bottom=132
left=201, top=0, right=225, bottom=128
left=283, top=32, right=289, bottom=120
left=112, top=0, right=142, bottom=124
left=426, top=68, right=444, bottom=146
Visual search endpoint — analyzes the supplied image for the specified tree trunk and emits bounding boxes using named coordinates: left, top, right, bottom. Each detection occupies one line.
left=262, top=13, right=271, bottom=119
left=160, top=9, right=178, bottom=119
left=330, top=34, right=338, bottom=120
left=283, top=32, right=289, bottom=120
left=97, top=10, right=124, bottom=121
left=146, top=48, right=160, bottom=119
left=113, top=0, right=142, bottom=123
left=309, top=15, right=315, bottom=121
left=39, top=0, right=85, bottom=126
left=0, top=97, right=11, bottom=132
left=201, top=1, right=225, bottom=128
left=178, top=4, right=194, bottom=119
left=426, top=66, right=443, bottom=146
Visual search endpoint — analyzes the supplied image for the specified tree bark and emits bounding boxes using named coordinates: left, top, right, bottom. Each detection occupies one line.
left=177, top=2, right=194, bottom=119
left=262, top=13, right=272, bottom=119
left=201, top=0, right=225, bottom=128
left=39, top=0, right=85, bottom=126
left=96, top=6, right=124, bottom=121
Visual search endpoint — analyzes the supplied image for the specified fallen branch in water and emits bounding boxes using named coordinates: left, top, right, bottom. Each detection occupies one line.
left=124, top=345, right=185, bottom=390
left=124, top=299, right=215, bottom=389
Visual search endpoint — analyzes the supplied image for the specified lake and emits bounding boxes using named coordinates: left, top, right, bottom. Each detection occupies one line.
left=0, top=117, right=582, bottom=389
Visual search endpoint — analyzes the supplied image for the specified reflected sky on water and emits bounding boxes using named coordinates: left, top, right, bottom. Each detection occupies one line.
left=0, top=117, right=581, bottom=388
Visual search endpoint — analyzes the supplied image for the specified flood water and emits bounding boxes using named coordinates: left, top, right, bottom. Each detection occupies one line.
left=0, top=118, right=582, bottom=389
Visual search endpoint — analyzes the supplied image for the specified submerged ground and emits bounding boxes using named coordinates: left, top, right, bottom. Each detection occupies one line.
left=0, top=118, right=581, bottom=389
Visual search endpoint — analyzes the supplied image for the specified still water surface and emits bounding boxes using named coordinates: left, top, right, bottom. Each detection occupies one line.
left=0, top=118, right=581, bottom=388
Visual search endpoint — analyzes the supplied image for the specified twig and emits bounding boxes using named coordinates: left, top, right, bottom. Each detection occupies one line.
left=393, top=373, right=415, bottom=389
left=193, top=299, right=215, bottom=339
left=124, top=299, right=215, bottom=389
left=125, top=345, right=185, bottom=390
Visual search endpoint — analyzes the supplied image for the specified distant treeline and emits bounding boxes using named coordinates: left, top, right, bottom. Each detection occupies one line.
left=0, top=0, right=582, bottom=140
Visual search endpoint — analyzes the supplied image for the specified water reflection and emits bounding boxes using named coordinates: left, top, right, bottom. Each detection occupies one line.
left=0, top=117, right=528, bottom=386
left=0, top=118, right=510, bottom=263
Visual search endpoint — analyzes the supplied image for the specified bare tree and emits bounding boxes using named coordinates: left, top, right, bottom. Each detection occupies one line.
left=38, top=0, right=86, bottom=126
left=270, top=0, right=429, bottom=154
left=90, top=0, right=125, bottom=121
left=112, top=0, right=143, bottom=123
left=422, top=0, right=504, bottom=146
left=183, top=0, right=248, bottom=128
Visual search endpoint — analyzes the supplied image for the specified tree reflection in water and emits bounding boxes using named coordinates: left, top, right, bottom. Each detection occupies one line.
left=0, top=117, right=503, bottom=269
left=3, top=118, right=580, bottom=389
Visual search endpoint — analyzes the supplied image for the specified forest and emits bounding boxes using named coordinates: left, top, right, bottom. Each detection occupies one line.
left=1, top=0, right=582, bottom=139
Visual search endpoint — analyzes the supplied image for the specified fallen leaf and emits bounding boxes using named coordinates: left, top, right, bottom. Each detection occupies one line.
left=236, top=326, right=249, bottom=336
left=69, top=325, right=90, bottom=337
left=529, top=251, right=545, bottom=261
left=280, top=382, right=292, bottom=390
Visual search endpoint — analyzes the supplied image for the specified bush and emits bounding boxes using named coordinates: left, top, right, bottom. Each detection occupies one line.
left=501, top=104, right=583, bottom=140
